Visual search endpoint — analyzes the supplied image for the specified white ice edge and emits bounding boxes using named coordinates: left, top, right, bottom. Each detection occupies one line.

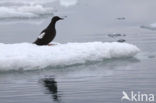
left=0, top=42, right=140, bottom=71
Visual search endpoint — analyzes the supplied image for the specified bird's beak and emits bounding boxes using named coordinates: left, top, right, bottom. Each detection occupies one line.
left=60, top=16, right=67, bottom=20
left=60, top=18, right=64, bottom=20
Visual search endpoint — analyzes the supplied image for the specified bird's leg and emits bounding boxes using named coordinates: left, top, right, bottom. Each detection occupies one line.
left=48, top=44, right=56, bottom=46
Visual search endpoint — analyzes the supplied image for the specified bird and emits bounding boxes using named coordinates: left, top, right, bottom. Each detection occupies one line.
left=33, top=16, right=63, bottom=46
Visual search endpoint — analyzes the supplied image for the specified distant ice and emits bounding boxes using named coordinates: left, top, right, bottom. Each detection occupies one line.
left=116, top=17, right=126, bottom=20
left=140, top=23, right=156, bottom=30
left=0, top=5, right=53, bottom=19
left=59, top=0, right=78, bottom=7
left=0, top=42, right=140, bottom=71
left=0, top=0, right=78, bottom=19
left=107, top=33, right=126, bottom=38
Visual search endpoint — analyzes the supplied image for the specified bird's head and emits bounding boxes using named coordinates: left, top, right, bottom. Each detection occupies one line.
left=51, top=16, right=64, bottom=22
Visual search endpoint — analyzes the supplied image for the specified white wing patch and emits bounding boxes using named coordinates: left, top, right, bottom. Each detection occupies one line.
left=38, top=32, right=45, bottom=39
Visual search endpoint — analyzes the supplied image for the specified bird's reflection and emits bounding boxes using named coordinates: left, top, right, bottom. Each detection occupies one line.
left=41, top=77, right=61, bottom=102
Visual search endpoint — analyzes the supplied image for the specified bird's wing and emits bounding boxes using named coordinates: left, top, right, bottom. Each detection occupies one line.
left=38, top=32, right=45, bottom=39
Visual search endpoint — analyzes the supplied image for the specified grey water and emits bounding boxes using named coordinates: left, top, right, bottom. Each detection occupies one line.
left=0, top=0, right=156, bottom=103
